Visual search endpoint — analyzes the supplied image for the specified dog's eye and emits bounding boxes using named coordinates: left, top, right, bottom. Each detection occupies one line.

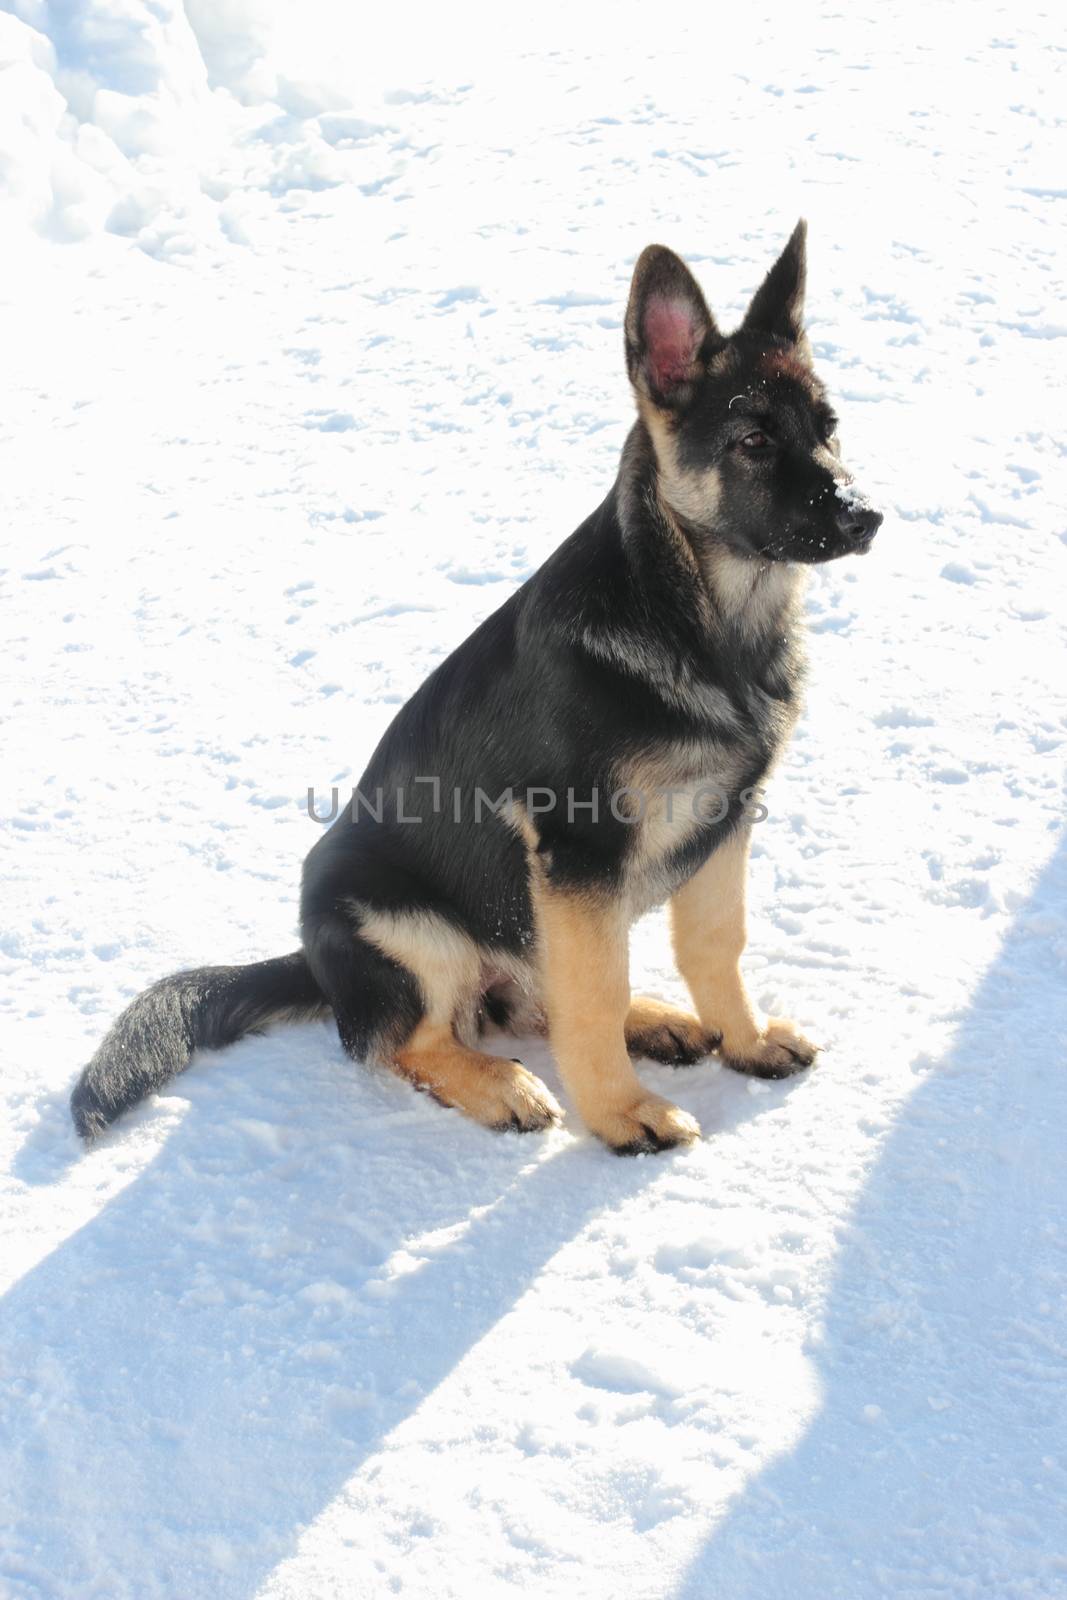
left=740, top=430, right=771, bottom=450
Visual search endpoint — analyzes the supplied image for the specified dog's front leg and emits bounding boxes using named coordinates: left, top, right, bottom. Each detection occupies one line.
left=671, top=827, right=817, bottom=1078
left=537, top=887, right=701, bottom=1153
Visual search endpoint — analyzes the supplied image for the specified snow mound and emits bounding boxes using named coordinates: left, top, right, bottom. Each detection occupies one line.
left=0, top=0, right=390, bottom=254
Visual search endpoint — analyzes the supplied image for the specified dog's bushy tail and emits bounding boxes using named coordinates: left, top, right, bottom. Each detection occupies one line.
left=70, top=952, right=326, bottom=1139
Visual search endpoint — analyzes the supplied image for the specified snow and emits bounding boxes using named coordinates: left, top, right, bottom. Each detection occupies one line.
left=1, top=3, right=1066, bottom=1597
left=835, top=480, right=876, bottom=511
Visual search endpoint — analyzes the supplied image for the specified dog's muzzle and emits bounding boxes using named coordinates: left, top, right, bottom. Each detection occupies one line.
left=835, top=502, right=882, bottom=552
left=834, top=484, right=882, bottom=553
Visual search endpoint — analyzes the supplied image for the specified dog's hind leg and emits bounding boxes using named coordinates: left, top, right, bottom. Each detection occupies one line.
left=394, top=1019, right=561, bottom=1132
left=352, top=907, right=561, bottom=1133
left=536, top=886, right=700, bottom=1153
left=670, top=827, right=818, bottom=1079
left=303, top=908, right=424, bottom=1065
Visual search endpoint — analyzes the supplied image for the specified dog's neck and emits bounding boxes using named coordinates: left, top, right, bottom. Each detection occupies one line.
left=618, top=420, right=806, bottom=645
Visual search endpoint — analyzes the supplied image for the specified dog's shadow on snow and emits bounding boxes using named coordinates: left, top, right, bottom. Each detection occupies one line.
left=668, top=829, right=1067, bottom=1599
left=21, top=806, right=1063, bottom=1600
left=1, top=1021, right=784, bottom=1598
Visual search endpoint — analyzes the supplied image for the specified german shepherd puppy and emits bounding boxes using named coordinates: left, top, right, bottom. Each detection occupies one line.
left=72, top=222, right=881, bottom=1154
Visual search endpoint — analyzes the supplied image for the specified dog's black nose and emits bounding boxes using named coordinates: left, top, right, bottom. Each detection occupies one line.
left=835, top=504, right=882, bottom=549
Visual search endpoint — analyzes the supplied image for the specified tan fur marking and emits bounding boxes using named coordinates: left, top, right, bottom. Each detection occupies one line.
left=615, top=743, right=746, bottom=910
left=356, top=902, right=544, bottom=1048
left=670, top=828, right=816, bottom=1076
left=395, top=1019, right=561, bottom=1131
left=703, top=544, right=805, bottom=638
left=505, top=801, right=540, bottom=854
left=642, top=404, right=724, bottom=529
left=708, top=345, right=739, bottom=377
left=355, top=904, right=480, bottom=1028
left=535, top=881, right=700, bottom=1151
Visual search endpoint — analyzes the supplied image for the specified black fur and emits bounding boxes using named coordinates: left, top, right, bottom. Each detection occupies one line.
left=70, top=954, right=325, bottom=1138
left=71, top=224, right=881, bottom=1139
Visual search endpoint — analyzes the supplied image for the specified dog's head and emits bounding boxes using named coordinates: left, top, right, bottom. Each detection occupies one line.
left=624, top=223, right=882, bottom=564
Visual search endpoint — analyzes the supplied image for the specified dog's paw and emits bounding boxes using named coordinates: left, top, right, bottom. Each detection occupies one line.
left=486, top=1060, right=564, bottom=1133
left=626, top=1000, right=719, bottom=1067
left=586, top=1093, right=701, bottom=1156
left=720, top=1017, right=818, bottom=1080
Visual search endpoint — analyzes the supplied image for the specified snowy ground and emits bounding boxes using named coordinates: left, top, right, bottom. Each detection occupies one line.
left=2, top=3, right=1066, bottom=1597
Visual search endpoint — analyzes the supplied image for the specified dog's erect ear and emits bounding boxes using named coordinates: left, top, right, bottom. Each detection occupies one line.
left=625, top=246, right=719, bottom=410
left=740, top=219, right=808, bottom=344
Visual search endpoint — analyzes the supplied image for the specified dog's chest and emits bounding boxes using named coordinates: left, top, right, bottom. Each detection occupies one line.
left=615, top=741, right=745, bottom=911
left=617, top=666, right=800, bottom=915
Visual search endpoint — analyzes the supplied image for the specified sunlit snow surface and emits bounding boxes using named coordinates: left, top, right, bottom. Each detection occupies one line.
left=1, top=3, right=1065, bottom=1597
